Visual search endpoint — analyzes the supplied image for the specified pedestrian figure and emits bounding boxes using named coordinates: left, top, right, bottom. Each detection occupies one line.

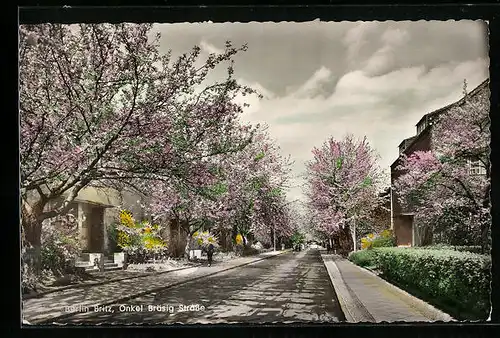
left=206, top=243, right=215, bottom=267
left=326, top=242, right=331, bottom=254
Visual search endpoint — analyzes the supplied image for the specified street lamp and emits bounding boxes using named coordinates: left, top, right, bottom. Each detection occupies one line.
left=351, top=214, right=358, bottom=252
left=352, top=218, right=357, bottom=252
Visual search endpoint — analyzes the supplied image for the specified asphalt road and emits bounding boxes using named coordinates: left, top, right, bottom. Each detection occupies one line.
left=61, top=249, right=345, bottom=324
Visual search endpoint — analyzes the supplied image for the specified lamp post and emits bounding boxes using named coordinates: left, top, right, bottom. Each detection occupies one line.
left=351, top=214, right=358, bottom=252
left=273, top=223, right=276, bottom=252
left=352, top=218, right=357, bottom=252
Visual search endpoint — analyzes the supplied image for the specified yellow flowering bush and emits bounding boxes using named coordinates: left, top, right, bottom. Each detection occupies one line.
left=360, top=229, right=395, bottom=250
left=380, top=229, right=393, bottom=238
left=143, top=236, right=166, bottom=250
left=192, top=230, right=220, bottom=250
left=361, top=236, right=373, bottom=249
left=117, top=231, right=131, bottom=247
left=119, top=210, right=135, bottom=228
left=114, top=210, right=168, bottom=263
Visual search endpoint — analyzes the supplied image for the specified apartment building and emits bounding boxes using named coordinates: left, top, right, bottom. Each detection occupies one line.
left=390, top=79, right=489, bottom=246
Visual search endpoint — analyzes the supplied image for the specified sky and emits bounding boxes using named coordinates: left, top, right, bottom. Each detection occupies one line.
left=151, top=20, right=489, bottom=204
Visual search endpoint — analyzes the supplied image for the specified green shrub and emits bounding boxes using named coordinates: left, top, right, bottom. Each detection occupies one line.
left=453, top=246, right=483, bottom=254
left=375, top=247, right=491, bottom=320
left=348, top=249, right=379, bottom=268
left=40, top=216, right=82, bottom=277
left=290, top=231, right=306, bottom=247
left=371, top=236, right=395, bottom=248
left=41, top=234, right=81, bottom=275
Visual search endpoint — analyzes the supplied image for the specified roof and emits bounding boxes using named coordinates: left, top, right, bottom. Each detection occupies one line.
left=392, top=78, right=489, bottom=169
left=398, top=136, right=416, bottom=149
left=415, top=78, right=489, bottom=127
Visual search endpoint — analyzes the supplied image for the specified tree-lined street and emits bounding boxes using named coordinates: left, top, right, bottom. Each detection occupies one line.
left=20, top=21, right=491, bottom=324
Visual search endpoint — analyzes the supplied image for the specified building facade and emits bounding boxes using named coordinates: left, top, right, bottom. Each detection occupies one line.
left=44, top=186, right=148, bottom=255
left=372, top=187, right=391, bottom=233
left=390, top=79, right=489, bottom=247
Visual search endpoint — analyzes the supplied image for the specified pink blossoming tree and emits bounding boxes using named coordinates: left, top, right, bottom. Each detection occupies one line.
left=305, top=134, right=384, bottom=255
left=394, top=80, right=490, bottom=251
left=20, top=23, right=259, bottom=264
left=145, top=124, right=295, bottom=255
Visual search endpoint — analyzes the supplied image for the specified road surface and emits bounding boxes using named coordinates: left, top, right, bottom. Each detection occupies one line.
left=57, top=249, right=345, bottom=324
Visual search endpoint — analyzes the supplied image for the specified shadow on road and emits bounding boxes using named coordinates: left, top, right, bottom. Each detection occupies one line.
left=62, top=250, right=345, bottom=324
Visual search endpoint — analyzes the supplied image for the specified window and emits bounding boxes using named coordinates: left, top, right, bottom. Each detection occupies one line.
left=417, top=119, right=427, bottom=134
left=468, top=159, right=487, bottom=175
left=399, top=144, right=405, bottom=154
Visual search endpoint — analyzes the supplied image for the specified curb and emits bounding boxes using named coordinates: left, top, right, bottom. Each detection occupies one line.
left=32, top=250, right=290, bottom=324
left=320, top=252, right=374, bottom=323
left=353, top=262, right=455, bottom=322
left=23, top=264, right=202, bottom=300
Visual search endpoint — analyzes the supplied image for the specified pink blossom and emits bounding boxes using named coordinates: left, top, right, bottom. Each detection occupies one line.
left=305, top=134, right=383, bottom=238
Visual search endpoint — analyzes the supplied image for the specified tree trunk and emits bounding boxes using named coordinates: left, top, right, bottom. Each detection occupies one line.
left=332, top=233, right=339, bottom=254
left=480, top=218, right=490, bottom=254
left=423, top=226, right=434, bottom=246
left=182, top=220, right=192, bottom=260
left=21, top=198, right=47, bottom=275
left=231, top=223, right=238, bottom=252
left=337, top=226, right=352, bottom=257
left=480, top=188, right=491, bottom=254
left=184, top=235, right=191, bottom=260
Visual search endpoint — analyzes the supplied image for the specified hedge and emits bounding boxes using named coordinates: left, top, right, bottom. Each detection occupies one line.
left=348, top=249, right=379, bottom=268
left=375, top=247, right=491, bottom=320
left=419, top=244, right=483, bottom=254
left=371, top=236, right=395, bottom=248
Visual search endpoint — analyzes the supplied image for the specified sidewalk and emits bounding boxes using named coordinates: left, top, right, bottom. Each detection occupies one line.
left=23, top=250, right=289, bottom=324
left=320, top=252, right=454, bottom=323
left=23, top=264, right=199, bottom=300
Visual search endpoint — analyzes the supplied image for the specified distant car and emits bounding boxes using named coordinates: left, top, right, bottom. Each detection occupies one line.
left=309, top=243, right=318, bottom=249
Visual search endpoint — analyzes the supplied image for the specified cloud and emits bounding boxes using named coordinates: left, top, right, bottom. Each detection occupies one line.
left=381, top=27, right=410, bottom=45
left=199, top=40, right=224, bottom=55
left=236, top=57, right=488, bottom=201
left=362, top=27, right=410, bottom=76
left=288, top=66, right=333, bottom=99
left=343, top=22, right=381, bottom=63
left=151, top=20, right=489, bottom=203
left=342, top=20, right=487, bottom=77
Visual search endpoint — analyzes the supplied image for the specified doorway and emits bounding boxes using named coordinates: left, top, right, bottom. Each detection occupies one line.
left=87, top=205, right=105, bottom=252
